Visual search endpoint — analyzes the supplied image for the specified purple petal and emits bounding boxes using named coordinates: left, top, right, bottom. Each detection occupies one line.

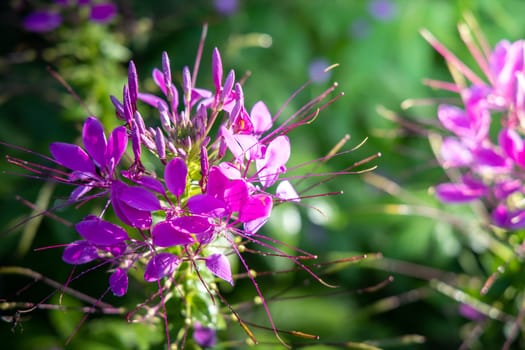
left=50, top=142, right=96, bottom=174
left=213, top=0, right=239, bottom=16
left=459, top=304, right=485, bottom=321
left=23, top=11, right=62, bottom=32
left=144, top=253, right=180, bottom=282
left=171, top=216, right=213, bottom=234
left=117, top=183, right=161, bottom=211
left=499, top=128, right=524, bottom=164
left=205, top=253, right=233, bottom=285
left=106, top=126, right=128, bottom=168
left=440, top=137, right=472, bottom=168
left=368, top=0, right=396, bottom=21
left=75, top=216, right=129, bottom=245
left=111, top=181, right=153, bottom=229
left=89, top=2, right=117, bottom=23
left=137, top=92, right=169, bottom=110
left=250, top=101, right=273, bottom=134
left=62, top=240, right=99, bottom=265
left=69, top=185, right=94, bottom=202
left=494, top=179, right=522, bottom=200
left=109, top=268, right=128, bottom=297
left=193, top=322, right=217, bottom=348
left=435, top=182, right=486, bottom=203
left=492, top=205, right=525, bottom=230
left=212, top=47, right=223, bottom=92
left=152, top=220, right=196, bottom=248
left=239, top=194, right=273, bottom=222
left=473, top=147, right=509, bottom=169
left=129, top=175, right=166, bottom=195
left=188, top=194, right=228, bottom=217
left=165, top=158, right=187, bottom=197
left=98, top=241, right=127, bottom=257
left=82, top=116, right=107, bottom=168
left=206, top=166, right=230, bottom=198
left=437, top=104, right=471, bottom=137
left=152, top=68, right=168, bottom=95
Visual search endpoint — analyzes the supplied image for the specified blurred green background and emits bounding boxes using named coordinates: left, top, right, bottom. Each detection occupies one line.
left=2, top=0, right=525, bottom=349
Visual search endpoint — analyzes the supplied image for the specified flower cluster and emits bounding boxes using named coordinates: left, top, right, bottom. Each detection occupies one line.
left=423, top=25, right=525, bottom=229
left=22, top=0, right=117, bottom=33
left=7, top=26, right=360, bottom=346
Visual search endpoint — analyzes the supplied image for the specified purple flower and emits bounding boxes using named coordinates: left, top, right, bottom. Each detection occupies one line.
left=308, top=58, right=332, bottom=84
left=193, top=322, right=217, bottom=348
left=23, top=11, right=62, bottom=32
left=459, top=304, right=485, bottom=321
left=50, top=116, right=127, bottom=199
left=213, top=0, right=239, bottom=16
left=368, top=0, right=396, bottom=21
left=89, top=2, right=117, bottom=23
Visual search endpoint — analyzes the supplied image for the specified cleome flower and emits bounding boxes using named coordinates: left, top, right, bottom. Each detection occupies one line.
left=421, top=20, right=525, bottom=230
left=5, top=25, right=375, bottom=348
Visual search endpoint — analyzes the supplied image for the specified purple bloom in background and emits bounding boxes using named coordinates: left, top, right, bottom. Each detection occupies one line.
left=368, top=0, right=396, bottom=21
left=349, top=18, right=370, bottom=39
left=22, top=0, right=117, bottom=33
left=89, top=2, right=117, bottom=23
left=213, top=0, right=239, bottom=16
left=308, top=58, right=332, bottom=84
left=23, top=10, right=62, bottom=32
left=193, top=322, right=217, bottom=348
left=459, top=304, right=485, bottom=321
left=422, top=25, right=525, bottom=230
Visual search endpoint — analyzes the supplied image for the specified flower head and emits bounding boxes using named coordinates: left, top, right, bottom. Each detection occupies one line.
left=6, top=24, right=372, bottom=348
left=422, top=23, right=525, bottom=230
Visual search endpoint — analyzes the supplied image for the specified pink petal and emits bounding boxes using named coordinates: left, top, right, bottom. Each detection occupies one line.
left=276, top=180, right=300, bottom=202
left=223, top=179, right=248, bottom=212
left=205, top=253, right=233, bottom=285
left=250, top=101, right=273, bottom=134
left=239, top=194, right=273, bottom=222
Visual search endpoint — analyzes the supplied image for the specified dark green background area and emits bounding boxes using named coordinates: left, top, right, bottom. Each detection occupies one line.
left=2, top=1, right=525, bottom=349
